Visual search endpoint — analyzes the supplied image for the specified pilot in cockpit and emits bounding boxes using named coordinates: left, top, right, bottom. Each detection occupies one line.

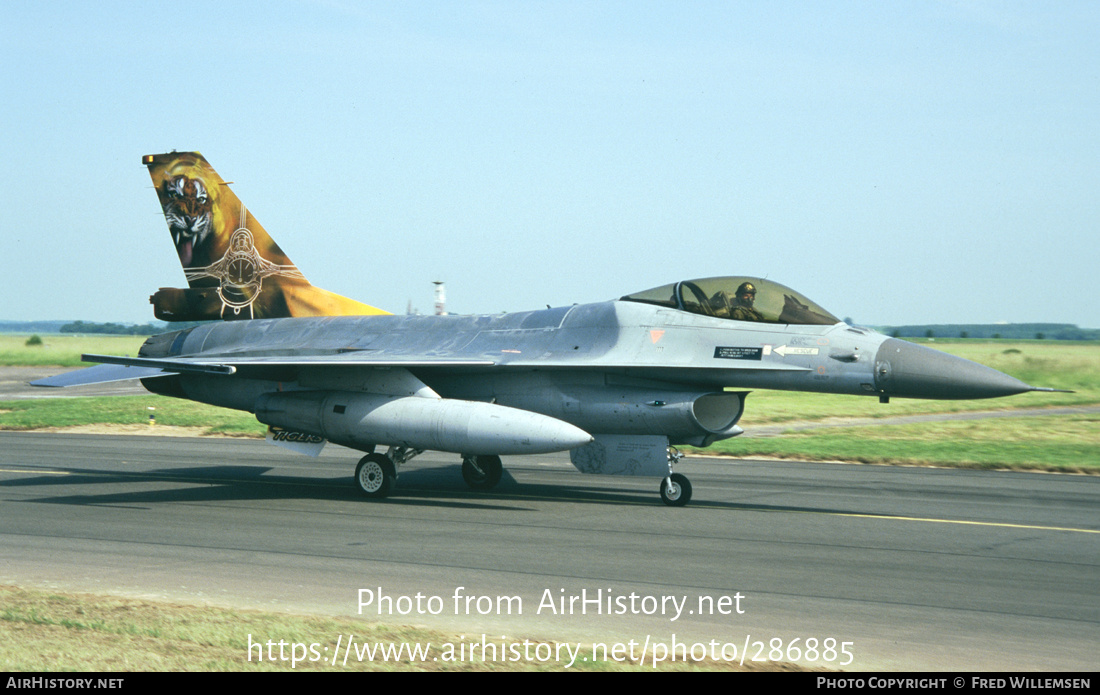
left=726, top=282, right=764, bottom=321
left=708, top=281, right=764, bottom=321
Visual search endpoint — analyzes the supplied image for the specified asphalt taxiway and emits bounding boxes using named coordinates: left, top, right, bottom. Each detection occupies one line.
left=0, top=431, right=1096, bottom=671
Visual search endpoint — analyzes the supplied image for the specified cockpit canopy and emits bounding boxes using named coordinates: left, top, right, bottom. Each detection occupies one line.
left=620, top=277, right=839, bottom=326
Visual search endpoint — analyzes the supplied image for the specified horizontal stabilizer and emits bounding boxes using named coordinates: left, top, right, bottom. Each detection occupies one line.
left=30, top=363, right=172, bottom=388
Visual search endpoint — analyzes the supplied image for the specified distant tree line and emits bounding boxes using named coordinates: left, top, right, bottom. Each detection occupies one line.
left=60, top=320, right=165, bottom=335
left=878, top=323, right=1100, bottom=341
left=0, top=320, right=71, bottom=333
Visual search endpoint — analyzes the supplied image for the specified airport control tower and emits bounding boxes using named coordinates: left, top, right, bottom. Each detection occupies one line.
left=433, top=281, right=446, bottom=316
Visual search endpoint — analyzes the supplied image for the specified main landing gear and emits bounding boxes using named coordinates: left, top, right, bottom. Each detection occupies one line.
left=461, top=455, right=503, bottom=491
left=353, top=445, right=420, bottom=499
left=351, top=446, right=689, bottom=505
left=659, top=447, right=692, bottom=507
left=353, top=447, right=504, bottom=499
left=355, top=453, right=396, bottom=499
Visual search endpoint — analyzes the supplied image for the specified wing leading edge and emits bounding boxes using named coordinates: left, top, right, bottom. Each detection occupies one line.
left=30, top=353, right=499, bottom=389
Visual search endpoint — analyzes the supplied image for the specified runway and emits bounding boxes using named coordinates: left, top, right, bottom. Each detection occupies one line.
left=0, top=431, right=1096, bottom=671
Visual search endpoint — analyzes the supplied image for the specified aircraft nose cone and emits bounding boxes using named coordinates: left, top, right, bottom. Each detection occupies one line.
left=873, top=338, right=1033, bottom=400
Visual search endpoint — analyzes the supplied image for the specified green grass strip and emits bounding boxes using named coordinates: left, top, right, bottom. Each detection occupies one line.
left=702, top=415, right=1100, bottom=473
left=0, top=586, right=751, bottom=672
left=0, top=395, right=264, bottom=436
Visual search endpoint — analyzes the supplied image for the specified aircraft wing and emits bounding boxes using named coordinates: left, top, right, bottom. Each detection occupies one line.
left=80, top=353, right=497, bottom=370
left=81, top=351, right=803, bottom=371
left=30, top=353, right=499, bottom=389
left=30, top=354, right=243, bottom=388
left=33, top=342, right=808, bottom=390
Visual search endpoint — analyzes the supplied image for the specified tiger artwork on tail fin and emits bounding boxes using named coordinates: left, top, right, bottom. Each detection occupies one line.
left=143, top=152, right=389, bottom=321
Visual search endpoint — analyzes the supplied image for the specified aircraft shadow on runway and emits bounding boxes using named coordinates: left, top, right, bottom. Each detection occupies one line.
left=2, top=463, right=888, bottom=516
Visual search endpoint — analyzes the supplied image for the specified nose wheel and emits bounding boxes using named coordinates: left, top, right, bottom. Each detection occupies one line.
left=659, top=446, right=691, bottom=506
left=660, top=473, right=692, bottom=506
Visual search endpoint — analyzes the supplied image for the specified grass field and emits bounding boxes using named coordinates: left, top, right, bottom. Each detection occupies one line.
left=0, top=586, right=748, bottom=672
left=0, top=334, right=148, bottom=368
left=3, top=335, right=1098, bottom=471
left=704, top=414, right=1100, bottom=473
left=0, top=394, right=264, bottom=436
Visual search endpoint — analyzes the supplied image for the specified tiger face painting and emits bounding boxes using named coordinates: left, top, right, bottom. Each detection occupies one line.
left=163, top=174, right=214, bottom=267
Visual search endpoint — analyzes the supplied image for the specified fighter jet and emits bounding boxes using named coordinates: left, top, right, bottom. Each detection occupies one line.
left=33, top=152, right=1063, bottom=506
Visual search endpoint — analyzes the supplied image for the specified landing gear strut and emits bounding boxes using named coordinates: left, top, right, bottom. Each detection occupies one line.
left=659, top=446, right=692, bottom=506
left=462, top=454, right=503, bottom=491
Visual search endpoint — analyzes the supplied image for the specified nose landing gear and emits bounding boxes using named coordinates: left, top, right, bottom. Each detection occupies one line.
left=659, top=447, right=692, bottom=506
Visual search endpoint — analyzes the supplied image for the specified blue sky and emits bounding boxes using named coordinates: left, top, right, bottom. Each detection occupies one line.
left=2, top=1, right=1096, bottom=326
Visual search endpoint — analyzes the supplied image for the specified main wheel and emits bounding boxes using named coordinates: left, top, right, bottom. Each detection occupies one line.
left=355, top=453, right=396, bottom=498
left=660, top=473, right=692, bottom=507
left=462, top=455, right=503, bottom=491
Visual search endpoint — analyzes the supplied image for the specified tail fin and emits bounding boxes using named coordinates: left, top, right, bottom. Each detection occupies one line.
left=143, top=152, right=389, bottom=321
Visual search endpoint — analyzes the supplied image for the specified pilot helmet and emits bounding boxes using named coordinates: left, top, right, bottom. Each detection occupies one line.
left=736, top=282, right=757, bottom=296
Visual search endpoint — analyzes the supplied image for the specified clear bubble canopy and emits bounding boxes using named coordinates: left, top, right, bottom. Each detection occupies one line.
left=620, top=277, right=839, bottom=326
